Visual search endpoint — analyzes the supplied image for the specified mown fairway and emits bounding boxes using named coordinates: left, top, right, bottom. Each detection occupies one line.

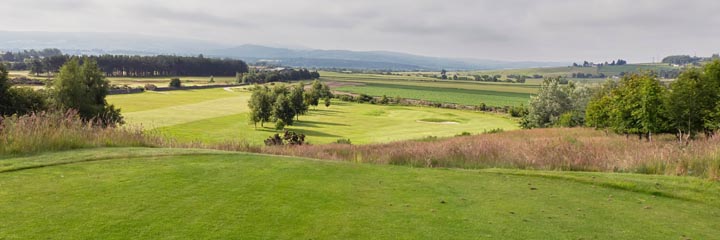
left=0, top=148, right=718, bottom=239
left=107, top=88, right=518, bottom=144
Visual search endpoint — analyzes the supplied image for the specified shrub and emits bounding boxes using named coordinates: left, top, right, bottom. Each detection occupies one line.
left=169, top=78, right=182, bottom=88
left=483, top=128, right=504, bottom=134
left=456, top=132, right=472, bottom=137
left=357, top=94, right=374, bottom=103
left=144, top=84, right=157, bottom=91
left=264, top=131, right=307, bottom=146
left=335, top=139, right=352, bottom=145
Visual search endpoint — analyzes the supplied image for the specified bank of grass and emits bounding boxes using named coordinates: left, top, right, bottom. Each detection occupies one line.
left=0, top=111, right=157, bottom=155
left=261, top=128, right=720, bottom=180
left=0, top=147, right=718, bottom=239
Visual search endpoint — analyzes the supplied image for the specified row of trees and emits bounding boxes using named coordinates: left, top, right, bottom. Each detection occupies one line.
left=23, top=55, right=249, bottom=77
left=0, top=58, right=122, bottom=126
left=523, top=60, right=720, bottom=142
left=241, top=68, right=320, bottom=84
left=572, top=59, right=627, bottom=67
left=248, top=80, right=332, bottom=129
left=586, top=61, right=720, bottom=142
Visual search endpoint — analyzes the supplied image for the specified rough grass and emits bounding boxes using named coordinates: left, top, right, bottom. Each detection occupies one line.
left=260, top=128, right=720, bottom=179
left=0, top=111, right=156, bottom=155
left=0, top=148, right=718, bottom=239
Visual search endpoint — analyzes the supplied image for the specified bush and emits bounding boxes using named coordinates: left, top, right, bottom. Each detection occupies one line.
left=483, top=128, right=504, bottom=134
left=357, top=94, right=374, bottom=103
left=335, top=139, right=352, bottom=145
left=456, top=132, right=472, bottom=137
left=144, top=84, right=157, bottom=91
left=337, top=95, right=354, bottom=102
left=264, top=131, right=307, bottom=146
left=169, top=78, right=182, bottom=88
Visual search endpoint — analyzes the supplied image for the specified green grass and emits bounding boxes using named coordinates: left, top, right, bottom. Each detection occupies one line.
left=0, top=148, right=718, bottom=239
left=334, top=82, right=532, bottom=107
left=158, top=101, right=518, bottom=144
left=108, top=88, right=518, bottom=145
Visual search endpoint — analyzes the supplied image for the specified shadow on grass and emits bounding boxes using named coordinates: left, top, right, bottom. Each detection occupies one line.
left=294, top=120, right=349, bottom=127
left=286, top=128, right=341, bottom=138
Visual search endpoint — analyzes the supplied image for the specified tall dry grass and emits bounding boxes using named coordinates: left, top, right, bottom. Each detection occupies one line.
left=260, top=128, right=720, bottom=179
left=0, top=110, right=158, bottom=155
left=1, top=112, right=717, bottom=179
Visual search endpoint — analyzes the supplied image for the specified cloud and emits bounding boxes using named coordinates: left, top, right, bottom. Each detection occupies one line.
left=1, top=0, right=719, bottom=61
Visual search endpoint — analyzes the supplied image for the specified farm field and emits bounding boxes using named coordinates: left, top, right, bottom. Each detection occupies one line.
left=107, top=88, right=519, bottom=145
left=333, top=82, right=532, bottom=107
left=319, top=71, right=537, bottom=107
left=1, top=148, right=718, bottom=239
left=107, top=76, right=237, bottom=88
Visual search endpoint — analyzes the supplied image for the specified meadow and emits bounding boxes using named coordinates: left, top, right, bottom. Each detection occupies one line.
left=107, top=88, right=519, bottom=145
left=1, top=148, right=718, bottom=239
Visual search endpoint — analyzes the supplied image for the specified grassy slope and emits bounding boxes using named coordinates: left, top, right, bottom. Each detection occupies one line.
left=0, top=148, right=718, bottom=239
left=108, top=89, right=518, bottom=145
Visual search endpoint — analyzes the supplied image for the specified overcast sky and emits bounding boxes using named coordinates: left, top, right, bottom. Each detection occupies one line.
left=2, top=0, right=719, bottom=62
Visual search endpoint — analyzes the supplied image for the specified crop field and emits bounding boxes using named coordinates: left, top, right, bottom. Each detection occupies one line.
left=334, top=82, right=532, bottom=107
left=1, top=148, right=718, bottom=239
left=320, top=71, right=537, bottom=107
left=108, top=88, right=518, bottom=145
left=107, top=76, right=237, bottom=88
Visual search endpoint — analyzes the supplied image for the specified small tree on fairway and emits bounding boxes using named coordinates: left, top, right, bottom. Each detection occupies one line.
left=52, top=58, right=123, bottom=126
left=324, top=96, right=331, bottom=107
left=272, top=94, right=295, bottom=130
left=169, top=78, right=182, bottom=88
left=248, top=85, right=272, bottom=128
left=289, top=83, right=308, bottom=120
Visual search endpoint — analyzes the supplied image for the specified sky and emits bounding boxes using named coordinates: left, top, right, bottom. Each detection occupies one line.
left=2, top=0, right=719, bottom=62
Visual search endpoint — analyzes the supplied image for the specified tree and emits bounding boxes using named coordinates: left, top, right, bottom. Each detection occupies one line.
left=29, top=59, right=44, bottom=76
left=0, top=64, right=12, bottom=115
left=52, top=58, right=122, bottom=125
left=521, top=77, right=572, bottom=128
left=634, top=74, right=667, bottom=141
left=289, top=83, right=308, bottom=120
left=665, top=70, right=703, bottom=142
left=248, top=85, right=273, bottom=128
left=272, top=94, right=295, bottom=130
left=169, top=78, right=182, bottom=88
left=585, top=79, right=618, bottom=130
left=324, top=96, right=331, bottom=107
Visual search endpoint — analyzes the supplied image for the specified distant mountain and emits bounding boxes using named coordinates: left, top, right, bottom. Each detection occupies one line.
left=208, top=45, right=566, bottom=70
left=0, top=31, right=566, bottom=70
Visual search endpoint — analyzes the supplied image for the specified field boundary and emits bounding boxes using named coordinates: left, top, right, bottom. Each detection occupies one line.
left=108, top=83, right=248, bottom=95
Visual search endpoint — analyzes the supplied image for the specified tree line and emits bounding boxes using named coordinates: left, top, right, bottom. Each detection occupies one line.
left=241, top=68, right=320, bottom=84
left=28, top=55, right=250, bottom=77
left=0, top=57, right=122, bottom=126
left=523, top=60, right=720, bottom=143
left=0, top=48, right=64, bottom=71
left=248, top=80, right=332, bottom=130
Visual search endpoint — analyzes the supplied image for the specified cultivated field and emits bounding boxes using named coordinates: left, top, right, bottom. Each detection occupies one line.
left=1, top=148, right=718, bottom=239
left=107, top=88, right=518, bottom=144
left=320, top=71, right=537, bottom=107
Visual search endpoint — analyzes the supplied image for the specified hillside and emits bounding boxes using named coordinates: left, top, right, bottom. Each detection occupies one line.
left=208, top=44, right=566, bottom=70
left=0, top=148, right=718, bottom=239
